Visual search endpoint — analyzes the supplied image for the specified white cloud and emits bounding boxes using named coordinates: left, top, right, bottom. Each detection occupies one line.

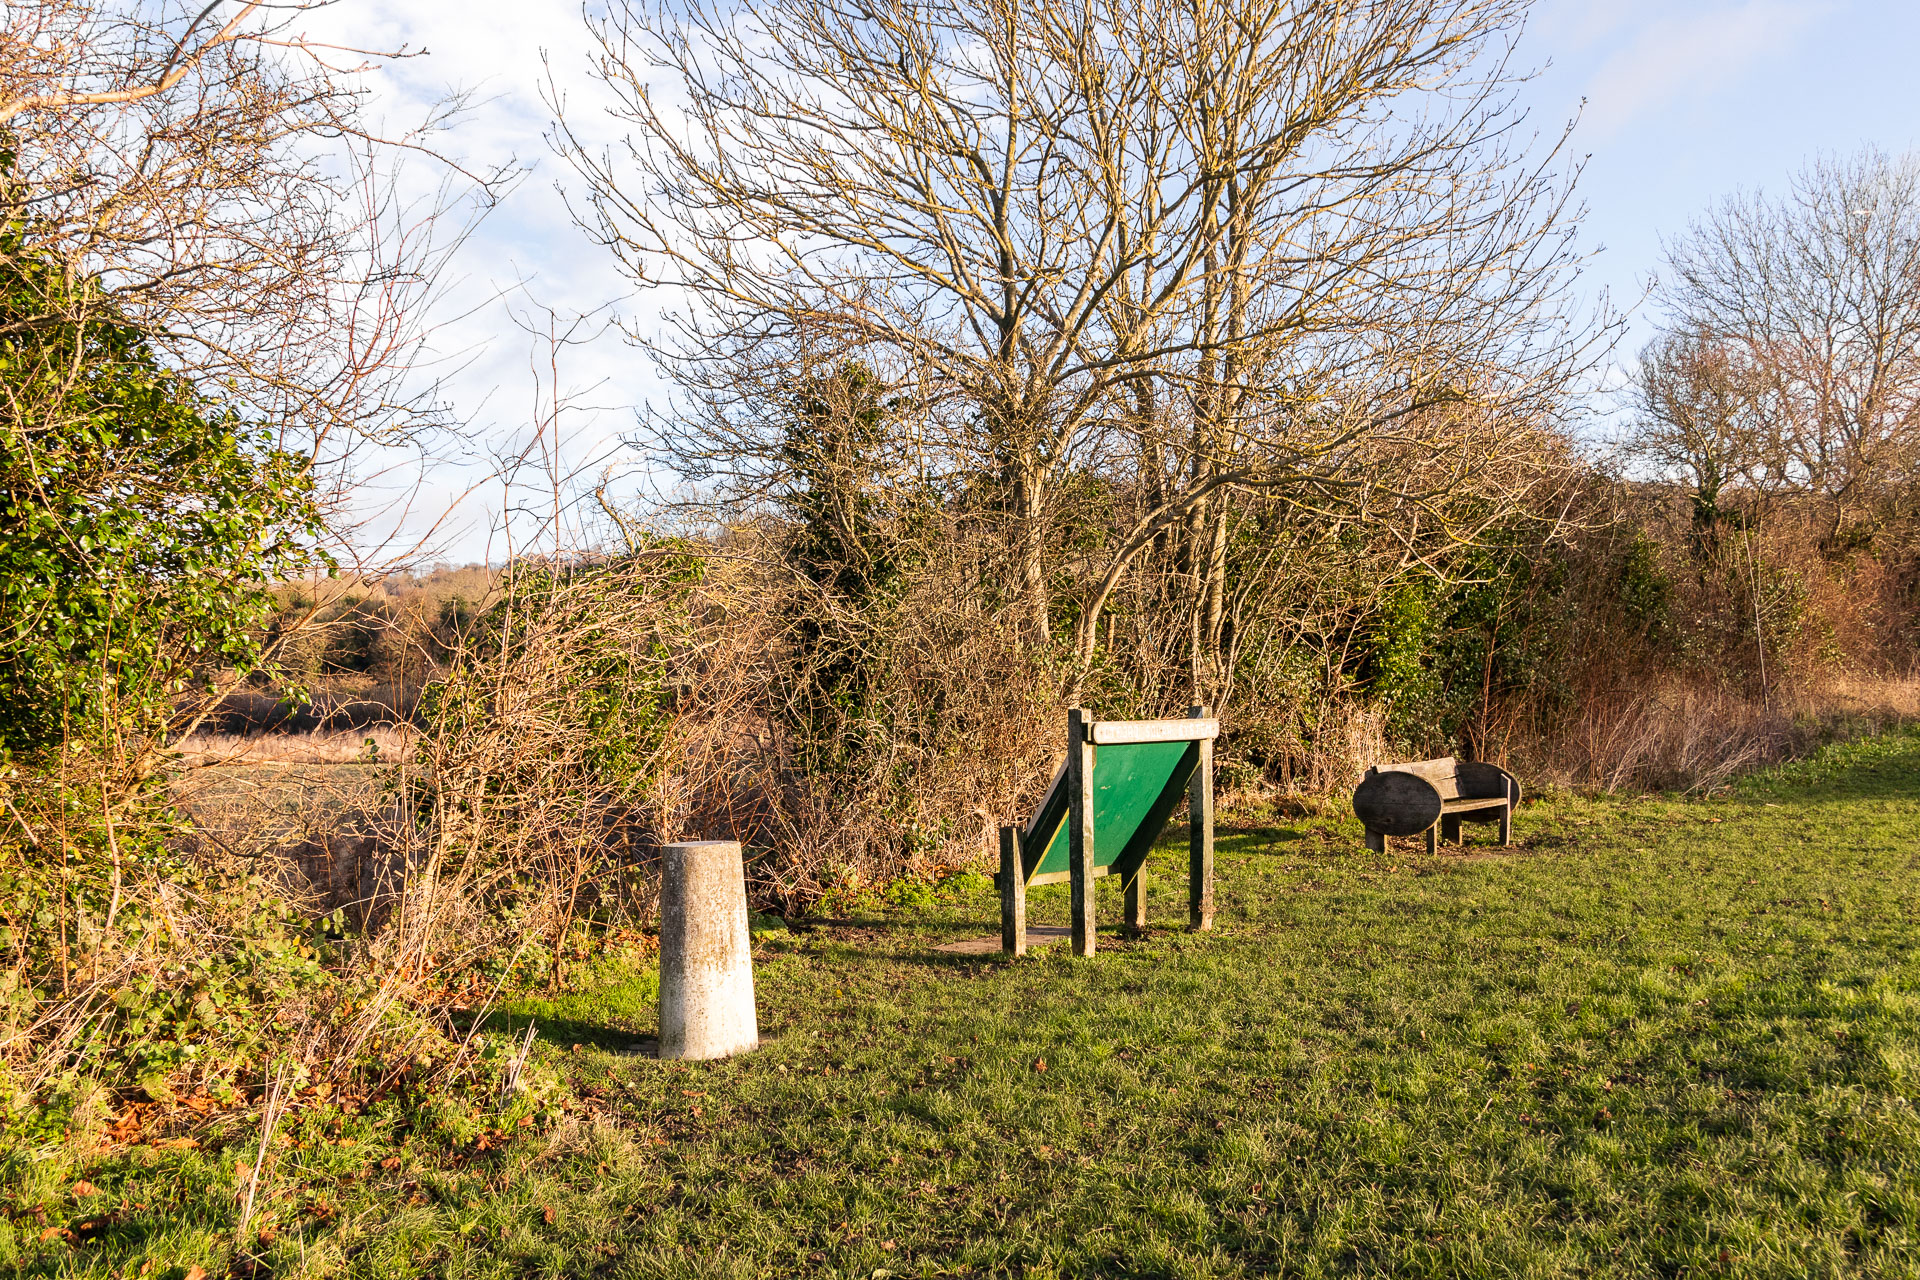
left=290, top=2, right=667, bottom=562
left=1574, top=0, right=1832, bottom=140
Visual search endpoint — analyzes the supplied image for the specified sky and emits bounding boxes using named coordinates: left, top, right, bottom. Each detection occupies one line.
left=308, top=0, right=1920, bottom=564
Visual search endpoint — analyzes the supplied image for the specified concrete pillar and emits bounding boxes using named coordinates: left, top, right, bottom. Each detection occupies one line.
left=657, top=840, right=758, bottom=1060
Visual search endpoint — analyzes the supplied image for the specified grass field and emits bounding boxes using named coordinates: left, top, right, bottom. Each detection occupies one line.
left=11, top=730, right=1920, bottom=1278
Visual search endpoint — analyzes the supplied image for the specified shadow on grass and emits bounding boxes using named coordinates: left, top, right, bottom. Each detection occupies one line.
left=785, top=915, right=939, bottom=933
left=458, top=956, right=662, bottom=1050
left=474, top=1009, right=654, bottom=1052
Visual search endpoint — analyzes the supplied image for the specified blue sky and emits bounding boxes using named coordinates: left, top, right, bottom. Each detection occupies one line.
left=321, top=0, right=1920, bottom=561
left=1524, top=0, right=1920, bottom=332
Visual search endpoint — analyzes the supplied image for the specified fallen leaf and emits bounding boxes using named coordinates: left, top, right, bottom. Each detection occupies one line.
left=542, top=1205, right=556, bottom=1226
left=380, top=1156, right=402, bottom=1171
left=1032, top=1057, right=1047, bottom=1072
left=71, top=1180, right=99, bottom=1197
left=186, top=1266, right=208, bottom=1280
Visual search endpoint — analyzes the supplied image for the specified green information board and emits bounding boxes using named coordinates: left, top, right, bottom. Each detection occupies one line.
left=1022, top=741, right=1196, bottom=881
left=996, top=708, right=1218, bottom=957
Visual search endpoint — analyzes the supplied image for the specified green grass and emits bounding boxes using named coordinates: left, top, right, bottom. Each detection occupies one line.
left=12, top=730, right=1920, bottom=1277
left=490, top=946, right=662, bottom=1050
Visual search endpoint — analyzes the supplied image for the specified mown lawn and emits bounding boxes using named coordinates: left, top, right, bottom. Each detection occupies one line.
left=11, top=731, right=1920, bottom=1278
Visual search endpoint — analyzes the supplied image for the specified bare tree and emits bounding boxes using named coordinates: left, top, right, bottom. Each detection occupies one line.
left=555, top=0, right=1599, bottom=696
left=1662, top=150, right=1920, bottom=552
left=1, top=1, right=269, bottom=124
left=2, top=0, right=511, bottom=512
left=1621, top=326, right=1763, bottom=559
left=0, top=0, right=521, bottom=1094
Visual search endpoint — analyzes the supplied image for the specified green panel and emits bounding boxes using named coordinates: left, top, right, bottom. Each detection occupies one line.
left=1023, top=740, right=1191, bottom=881
left=1112, top=741, right=1198, bottom=880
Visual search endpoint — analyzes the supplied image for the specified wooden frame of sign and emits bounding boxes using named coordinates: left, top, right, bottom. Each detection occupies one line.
left=995, top=705, right=1217, bottom=957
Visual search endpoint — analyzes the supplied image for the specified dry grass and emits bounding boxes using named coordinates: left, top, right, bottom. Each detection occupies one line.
left=1531, top=671, right=1920, bottom=794
left=158, top=673, right=1920, bottom=912
left=171, top=725, right=414, bottom=767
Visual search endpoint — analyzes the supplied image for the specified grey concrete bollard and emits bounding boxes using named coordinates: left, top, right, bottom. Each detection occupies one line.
left=657, top=840, right=758, bottom=1060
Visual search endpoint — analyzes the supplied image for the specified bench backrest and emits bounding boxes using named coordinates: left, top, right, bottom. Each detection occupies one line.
left=1371, top=757, right=1510, bottom=801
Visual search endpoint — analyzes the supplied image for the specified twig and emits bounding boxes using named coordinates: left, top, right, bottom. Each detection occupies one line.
left=1, top=794, right=38, bottom=848
left=239, top=1065, right=290, bottom=1242
left=448, top=935, right=532, bottom=1079
left=503, top=1021, right=537, bottom=1100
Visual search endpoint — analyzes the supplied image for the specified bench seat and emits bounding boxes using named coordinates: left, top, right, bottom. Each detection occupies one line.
left=1440, top=795, right=1509, bottom=813
left=1351, top=756, right=1519, bottom=854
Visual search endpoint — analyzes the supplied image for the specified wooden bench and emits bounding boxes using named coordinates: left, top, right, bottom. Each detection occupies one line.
left=1351, top=757, right=1519, bottom=855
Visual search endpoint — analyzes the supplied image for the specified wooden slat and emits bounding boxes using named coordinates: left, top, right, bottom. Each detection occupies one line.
left=1088, top=717, right=1220, bottom=746
left=999, top=825, right=1025, bottom=956
left=1022, top=761, right=1066, bottom=848
left=1439, top=795, right=1508, bottom=813
left=1381, top=757, right=1457, bottom=783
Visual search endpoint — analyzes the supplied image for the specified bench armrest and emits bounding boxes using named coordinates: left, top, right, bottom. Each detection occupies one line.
left=1352, top=771, right=1443, bottom=837
left=1455, top=761, right=1521, bottom=809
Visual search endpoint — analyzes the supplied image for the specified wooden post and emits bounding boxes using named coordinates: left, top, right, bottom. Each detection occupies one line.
left=1424, top=824, right=1438, bottom=857
left=1365, top=830, right=1386, bottom=854
left=1499, top=780, right=1513, bottom=847
left=1124, top=868, right=1147, bottom=934
left=1068, top=707, right=1097, bottom=957
left=1441, top=814, right=1461, bottom=844
left=999, top=824, right=1026, bottom=956
left=1188, top=704, right=1214, bottom=931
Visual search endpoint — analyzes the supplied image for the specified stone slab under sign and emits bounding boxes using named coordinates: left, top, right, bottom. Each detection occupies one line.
left=934, top=925, right=1071, bottom=954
